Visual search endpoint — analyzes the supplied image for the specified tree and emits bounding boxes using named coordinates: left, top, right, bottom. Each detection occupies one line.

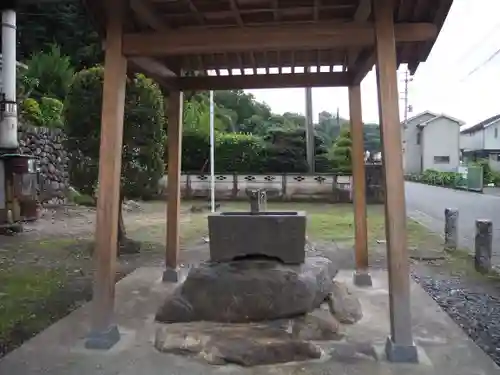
left=17, top=1, right=102, bottom=70
left=64, top=67, right=166, bottom=251
left=329, top=128, right=353, bottom=174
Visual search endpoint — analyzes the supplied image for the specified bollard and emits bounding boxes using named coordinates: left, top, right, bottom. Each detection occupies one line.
left=444, top=208, right=458, bottom=251
left=475, top=219, right=492, bottom=274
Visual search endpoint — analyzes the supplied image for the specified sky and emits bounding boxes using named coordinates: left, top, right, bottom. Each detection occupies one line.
left=245, top=0, right=500, bottom=128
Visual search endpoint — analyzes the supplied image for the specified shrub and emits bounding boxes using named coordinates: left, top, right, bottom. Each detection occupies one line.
left=64, top=67, right=166, bottom=199
left=20, top=98, right=42, bottom=125
left=21, top=44, right=74, bottom=101
left=39, top=97, right=64, bottom=128
left=20, top=97, right=64, bottom=129
left=329, top=128, right=352, bottom=174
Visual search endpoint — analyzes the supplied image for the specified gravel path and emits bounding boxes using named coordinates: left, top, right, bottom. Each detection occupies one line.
left=412, top=268, right=500, bottom=366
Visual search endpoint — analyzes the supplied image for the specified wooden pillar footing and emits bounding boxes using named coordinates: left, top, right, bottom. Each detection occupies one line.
left=385, top=337, right=419, bottom=363
left=353, top=270, right=372, bottom=287
left=85, top=325, right=120, bottom=350
left=162, top=267, right=181, bottom=283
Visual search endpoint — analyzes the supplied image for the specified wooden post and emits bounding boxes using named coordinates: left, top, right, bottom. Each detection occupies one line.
left=349, top=85, right=371, bottom=287
left=373, top=0, right=418, bottom=363
left=86, top=0, right=127, bottom=350
left=163, top=90, right=184, bottom=282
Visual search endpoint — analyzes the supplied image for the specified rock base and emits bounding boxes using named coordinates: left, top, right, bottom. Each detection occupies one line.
left=155, top=307, right=343, bottom=366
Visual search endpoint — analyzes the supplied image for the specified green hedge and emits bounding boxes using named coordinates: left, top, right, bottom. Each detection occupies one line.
left=405, top=169, right=465, bottom=187
left=179, top=129, right=333, bottom=174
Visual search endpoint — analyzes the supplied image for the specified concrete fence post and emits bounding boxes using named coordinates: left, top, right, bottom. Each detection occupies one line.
left=444, top=208, right=458, bottom=251
left=475, top=219, right=492, bottom=274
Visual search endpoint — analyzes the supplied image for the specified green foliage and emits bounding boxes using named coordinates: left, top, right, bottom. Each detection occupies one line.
left=407, top=169, right=465, bottom=187
left=179, top=128, right=333, bottom=174
left=64, top=67, right=166, bottom=199
left=18, top=1, right=102, bottom=70
left=39, top=97, right=64, bottom=128
left=20, top=98, right=42, bottom=125
left=21, top=45, right=75, bottom=102
left=20, top=97, right=64, bottom=129
left=215, top=133, right=266, bottom=173
left=329, top=128, right=353, bottom=174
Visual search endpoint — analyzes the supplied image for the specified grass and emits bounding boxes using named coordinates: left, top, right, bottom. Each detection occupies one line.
left=0, top=268, right=65, bottom=341
left=127, top=201, right=443, bottom=252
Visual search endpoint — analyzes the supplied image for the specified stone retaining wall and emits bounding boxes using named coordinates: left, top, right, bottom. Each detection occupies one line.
left=18, top=125, right=69, bottom=203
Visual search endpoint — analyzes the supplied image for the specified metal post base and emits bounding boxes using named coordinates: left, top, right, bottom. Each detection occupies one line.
left=385, top=337, right=419, bottom=363
left=353, top=270, right=373, bottom=287
left=162, top=267, right=180, bottom=283
left=85, top=325, right=120, bottom=350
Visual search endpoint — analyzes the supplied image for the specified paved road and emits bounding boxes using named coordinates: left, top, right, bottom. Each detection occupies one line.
left=405, top=181, right=500, bottom=263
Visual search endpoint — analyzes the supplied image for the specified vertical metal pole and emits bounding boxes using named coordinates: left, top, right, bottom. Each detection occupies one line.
left=1, top=9, right=18, bottom=149
left=209, top=90, right=215, bottom=212
left=305, top=78, right=315, bottom=173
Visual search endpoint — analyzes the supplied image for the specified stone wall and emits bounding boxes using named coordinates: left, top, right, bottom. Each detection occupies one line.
left=18, top=125, right=69, bottom=203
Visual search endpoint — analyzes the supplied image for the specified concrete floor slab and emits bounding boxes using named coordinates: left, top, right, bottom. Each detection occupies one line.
left=0, top=267, right=498, bottom=375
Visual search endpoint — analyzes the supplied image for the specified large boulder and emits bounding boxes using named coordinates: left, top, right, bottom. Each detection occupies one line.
left=156, top=256, right=337, bottom=323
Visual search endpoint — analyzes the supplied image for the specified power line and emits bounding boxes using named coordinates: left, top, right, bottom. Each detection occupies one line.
left=452, top=19, right=500, bottom=67
left=460, top=46, right=500, bottom=82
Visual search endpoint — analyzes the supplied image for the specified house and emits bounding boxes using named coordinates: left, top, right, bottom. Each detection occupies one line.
left=402, top=110, right=463, bottom=174
left=460, top=114, right=500, bottom=171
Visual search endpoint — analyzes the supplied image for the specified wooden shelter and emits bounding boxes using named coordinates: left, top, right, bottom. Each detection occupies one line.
left=78, top=0, right=452, bottom=361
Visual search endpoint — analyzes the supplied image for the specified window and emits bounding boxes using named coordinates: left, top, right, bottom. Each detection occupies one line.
left=434, top=156, right=450, bottom=164
left=495, top=128, right=498, bottom=138
left=416, top=132, right=421, bottom=145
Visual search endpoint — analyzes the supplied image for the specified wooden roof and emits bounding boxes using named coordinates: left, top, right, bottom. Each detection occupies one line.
left=82, top=0, right=453, bottom=88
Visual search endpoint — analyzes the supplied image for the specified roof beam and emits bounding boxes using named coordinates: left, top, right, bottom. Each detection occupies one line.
left=129, top=57, right=178, bottom=78
left=350, top=51, right=375, bottom=84
left=130, top=0, right=167, bottom=31
left=347, top=0, right=371, bottom=70
left=173, top=71, right=351, bottom=91
left=122, top=22, right=438, bottom=56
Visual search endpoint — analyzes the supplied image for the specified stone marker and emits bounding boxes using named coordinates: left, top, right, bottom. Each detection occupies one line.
left=444, top=208, right=458, bottom=251
left=155, top=256, right=337, bottom=323
left=475, top=219, right=492, bottom=274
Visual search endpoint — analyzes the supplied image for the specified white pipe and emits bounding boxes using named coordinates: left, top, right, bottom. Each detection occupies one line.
left=209, top=90, right=215, bottom=212
left=1, top=9, right=18, bottom=149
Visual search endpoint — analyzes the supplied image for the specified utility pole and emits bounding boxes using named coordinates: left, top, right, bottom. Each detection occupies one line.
left=400, top=69, right=413, bottom=126
left=336, top=107, right=340, bottom=129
